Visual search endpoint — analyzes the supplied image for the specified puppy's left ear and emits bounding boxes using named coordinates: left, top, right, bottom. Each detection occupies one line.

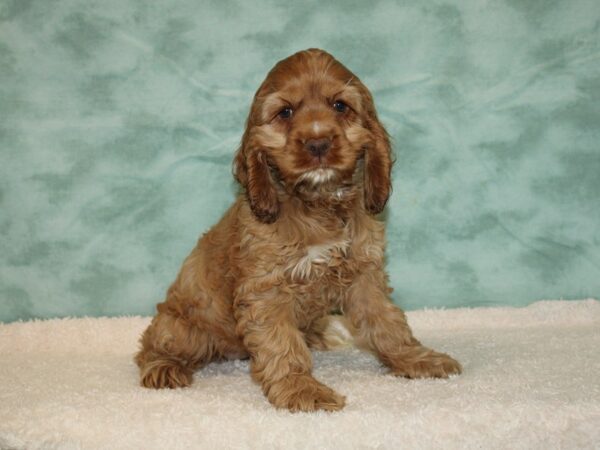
left=360, top=84, right=393, bottom=215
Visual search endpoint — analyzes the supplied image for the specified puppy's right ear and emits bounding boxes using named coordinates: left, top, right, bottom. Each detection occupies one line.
left=233, top=136, right=280, bottom=224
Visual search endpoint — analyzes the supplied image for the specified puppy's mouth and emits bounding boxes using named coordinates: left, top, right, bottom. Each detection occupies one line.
left=267, top=156, right=361, bottom=201
left=291, top=167, right=359, bottom=203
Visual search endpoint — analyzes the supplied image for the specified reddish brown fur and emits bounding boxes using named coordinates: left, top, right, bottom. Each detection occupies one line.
left=135, top=49, right=461, bottom=412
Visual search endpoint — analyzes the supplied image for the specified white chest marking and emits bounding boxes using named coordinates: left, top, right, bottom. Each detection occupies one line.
left=289, top=240, right=349, bottom=281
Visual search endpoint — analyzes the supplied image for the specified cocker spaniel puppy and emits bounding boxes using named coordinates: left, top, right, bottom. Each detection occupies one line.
left=135, top=49, right=461, bottom=412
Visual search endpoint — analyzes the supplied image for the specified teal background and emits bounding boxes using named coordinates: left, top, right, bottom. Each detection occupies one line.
left=1, top=0, right=599, bottom=322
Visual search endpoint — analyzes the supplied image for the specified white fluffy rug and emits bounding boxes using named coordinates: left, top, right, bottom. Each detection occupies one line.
left=1, top=300, right=599, bottom=449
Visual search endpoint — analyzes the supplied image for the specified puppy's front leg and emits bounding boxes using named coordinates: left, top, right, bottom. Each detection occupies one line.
left=343, top=271, right=462, bottom=379
left=236, top=295, right=345, bottom=412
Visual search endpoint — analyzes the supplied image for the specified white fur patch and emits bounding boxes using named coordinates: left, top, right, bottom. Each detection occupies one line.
left=324, top=316, right=354, bottom=347
left=334, top=188, right=347, bottom=200
left=297, top=168, right=336, bottom=185
left=289, top=239, right=349, bottom=281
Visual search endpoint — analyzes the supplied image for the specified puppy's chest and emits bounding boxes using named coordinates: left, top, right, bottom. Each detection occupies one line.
left=286, top=239, right=354, bottom=284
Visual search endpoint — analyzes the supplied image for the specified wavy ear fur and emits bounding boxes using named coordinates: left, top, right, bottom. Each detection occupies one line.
left=233, top=135, right=280, bottom=224
left=360, top=85, right=393, bottom=214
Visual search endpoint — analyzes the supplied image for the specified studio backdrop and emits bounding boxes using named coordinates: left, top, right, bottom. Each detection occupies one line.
left=1, top=0, right=599, bottom=322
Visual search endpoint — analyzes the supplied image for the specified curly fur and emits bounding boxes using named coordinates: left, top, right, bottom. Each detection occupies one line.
left=135, top=49, right=461, bottom=412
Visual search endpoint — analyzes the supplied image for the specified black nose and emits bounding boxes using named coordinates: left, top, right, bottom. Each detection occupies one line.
left=305, top=138, right=331, bottom=157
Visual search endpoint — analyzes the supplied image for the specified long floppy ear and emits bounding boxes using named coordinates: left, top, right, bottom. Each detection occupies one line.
left=233, top=132, right=280, bottom=224
left=360, top=85, right=393, bottom=215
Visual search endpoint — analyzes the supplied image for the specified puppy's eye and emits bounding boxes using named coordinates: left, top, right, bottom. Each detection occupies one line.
left=333, top=101, right=348, bottom=113
left=278, top=107, right=293, bottom=119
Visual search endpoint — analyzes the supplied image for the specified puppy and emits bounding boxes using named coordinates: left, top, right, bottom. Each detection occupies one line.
left=135, top=49, right=461, bottom=412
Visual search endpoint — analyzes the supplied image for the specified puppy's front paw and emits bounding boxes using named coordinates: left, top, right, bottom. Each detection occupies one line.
left=390, top=347, right=462, bottom=379
left=266, top=374, right=346, bottom=412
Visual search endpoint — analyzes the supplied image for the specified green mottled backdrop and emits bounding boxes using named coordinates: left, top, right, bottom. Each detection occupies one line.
left=1, top=0, right=599, bottom=322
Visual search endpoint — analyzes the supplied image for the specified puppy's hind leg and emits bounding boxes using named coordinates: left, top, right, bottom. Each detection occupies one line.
left=135, top=301, right=217, bottom=389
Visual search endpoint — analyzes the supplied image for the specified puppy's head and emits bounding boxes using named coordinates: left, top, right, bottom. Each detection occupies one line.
left=234, top=49, right=392, bottom=223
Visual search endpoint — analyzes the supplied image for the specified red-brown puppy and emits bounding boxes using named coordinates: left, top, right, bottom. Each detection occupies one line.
left=136, top=49, right=462, bottom=412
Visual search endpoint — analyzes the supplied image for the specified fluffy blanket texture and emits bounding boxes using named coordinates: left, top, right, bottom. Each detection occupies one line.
left=1, top=300, right=599, bottom=449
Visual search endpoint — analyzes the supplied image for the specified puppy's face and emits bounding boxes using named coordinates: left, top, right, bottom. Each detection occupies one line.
left=235, top=49, right=392, bottom=223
